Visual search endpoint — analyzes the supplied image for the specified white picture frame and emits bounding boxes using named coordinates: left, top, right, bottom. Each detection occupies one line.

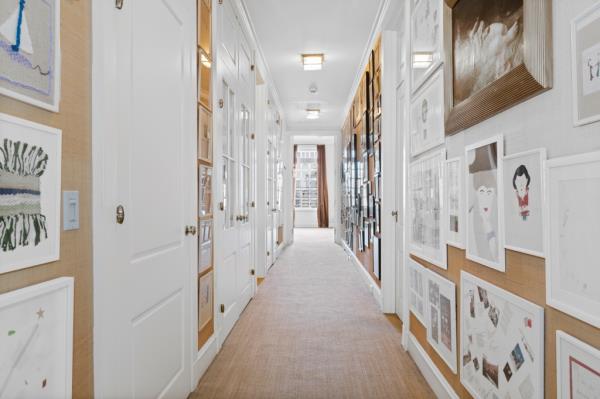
left=0, top=277, right=73, bottom=398
left=545, top=151, right=600, bottom=328
left=408, top=257, right=427, bottom=325
left=198, top=219, right=212, bottom=275
left=571, top=2, right=600, bottom=126
left=465, top=135, right=505, bottom=272
left=409, top=148, right=447, bottom=269
left=410, top=68, right=445, bottom=158
left=556, top=330, right=600, bottom=399
left=198, top=271, right=213, bottom=332
left=0, top=0, right=61, bottom=112
left=460, top=271, right=544, bottom=399
left=503, top=149, right=546, bottom=258
left=426, top=268, right=457, bottom=374
left=0, top=113, right=62, bottom=274
left=445, top=157, right=464, bottom=249
left=410, top=0, right=443, bottom=94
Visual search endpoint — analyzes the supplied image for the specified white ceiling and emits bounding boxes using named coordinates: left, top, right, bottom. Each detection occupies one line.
left=243, top=0, right=383, bottom=132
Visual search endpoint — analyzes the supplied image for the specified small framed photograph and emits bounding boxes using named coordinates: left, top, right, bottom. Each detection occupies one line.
left=408, top=258, right=427, bottom=324
left=198, top=219, right=213, bottom=274
left=503, top=149, right=546, bottom=258
left=198, top=165, right=213, bottom=217
left=410, top=68, right=445, bottom=157
left=374, top=115, right=382, bottom=141
left=198, top=271, right=213, bottom=332
left=445, top=157, right=464, bottom=249
left=571, top=2, right=600, bottom=126
left=556, top=330, right=600, bottom=399
left=374, top=141, right=382, bottom=175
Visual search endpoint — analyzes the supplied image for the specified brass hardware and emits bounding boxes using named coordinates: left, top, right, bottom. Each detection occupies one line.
left=250, top=269, right=255, bottom=276
left=271, top=208, right=277, bottom=212
left=218, top=99, right=224, bottom=109
left=250, top=133, right=255, bottom=140
left=220, top=304, right=225, bottom=313
left=266, top=201, right=270, bottom=206
left=218, top=0, right=223, bottom=4
left=219, top=202, right=224, bottom=211
left=251, top=201, right=256, bottom=208
left=391, top=210, right=398, bottom=223
left=115, top=0, right=124, bottom=9
left=267, top=251, right=270, bottom=256
left=116, top=205, right=125, bottom=224
left=185, top=225, right=197, bottom=236
left=251, top=65, right=255, bottom=71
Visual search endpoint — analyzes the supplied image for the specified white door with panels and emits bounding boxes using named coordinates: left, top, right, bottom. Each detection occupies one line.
left=93, top=0, right=195, bottom=397
left=395, top=84, right=406, bottom=321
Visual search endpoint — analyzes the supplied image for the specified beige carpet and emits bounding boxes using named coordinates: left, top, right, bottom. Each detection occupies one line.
left=190, top=228, right=435, bottom=399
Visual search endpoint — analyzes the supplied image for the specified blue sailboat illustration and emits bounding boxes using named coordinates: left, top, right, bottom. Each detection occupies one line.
left=0, top=0, right=34, bottom=54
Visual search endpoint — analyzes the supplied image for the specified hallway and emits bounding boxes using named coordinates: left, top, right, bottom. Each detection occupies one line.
left=191, top=229, right=434, bottom=399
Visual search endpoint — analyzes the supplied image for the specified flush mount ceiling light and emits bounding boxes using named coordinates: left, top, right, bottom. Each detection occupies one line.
left=305, top=109, right=320, bottom=119
left=302, top=54, right=324, bottom=71
left=412, top=52, right=433, bottom=69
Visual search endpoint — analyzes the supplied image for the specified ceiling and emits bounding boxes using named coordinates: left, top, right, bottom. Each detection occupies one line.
left=243, top=0, right=383, bottom=132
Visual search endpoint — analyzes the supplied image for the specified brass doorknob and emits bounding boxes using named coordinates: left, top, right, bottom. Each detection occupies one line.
left=185, top=225, right=197, bottom=236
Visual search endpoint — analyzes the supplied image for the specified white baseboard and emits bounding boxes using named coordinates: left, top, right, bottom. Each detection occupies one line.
left=408, top=334, right=459, bottom=399
left=340, top=241, right=383, bottom=309
left=191, top=335, right=218, bottom=391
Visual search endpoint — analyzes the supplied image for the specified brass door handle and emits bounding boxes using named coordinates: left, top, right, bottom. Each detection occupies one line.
left=116, top=205, right=125, bottom=224
left=185, top=225, right=197, bottom=236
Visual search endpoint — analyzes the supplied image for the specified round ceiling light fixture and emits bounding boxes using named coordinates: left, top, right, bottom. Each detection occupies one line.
left=309, top=84, right=318, bottom=94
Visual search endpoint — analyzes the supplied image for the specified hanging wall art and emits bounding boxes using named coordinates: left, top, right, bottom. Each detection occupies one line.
left=445, top=157, right=464, bottom=248
left=556, top=330, right=600, bottom=399
left=426, top=268, right=457, bottom=373
left=408, top=257, right=427, bottom=325
left=410, top=68, right=445, bottom=158
left=410, top=0, right=443, bottom=93
left=0, top=113, right=61, bottom=274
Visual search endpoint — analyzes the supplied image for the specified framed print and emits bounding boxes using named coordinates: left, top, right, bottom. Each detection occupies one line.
left=374, top=200, right=381, bottom=234
left=410, top=68, right=445, bottom=158
left=546, top=151, right=600, bottom=328
left=460, top=271, right=544, bottom=399
left=198, top=219, right=212, bottom=274
left=445, top=157, right=464, bottom=248
left=556, top=330, right=600, bottom=399
left=410, top=0, right=443, bottom=93
left=443, top=0, right=552, bottom=135
left=0, top=113, right=61, bottom=274
left=465, top=136, right=505, bottom=272
left=408, top=258, right=427, bottom=324
left=0, top=0, right=61, bottom=112
left=374, top=115, right=381, bottom=141
left=374, top=141, right=381, bottom=175
left=362, top=153, right=368, bottom=184
left=198, top=165, right=212, bottom=217
left=571, top=2, right=600, bottom=126
left=409, top=148, right=447, bottom=269
left=0, top=277, right=73, bottom=398
left=426, top=268, right=457, bottom=373
left=198, top=48, right=212, bottom=111
left=198, top=271, right=213, bottom=332
left=503, top=149, right=546, bottom=257
left=198, top=106, right=213, bottom=163
left=373, top=237, right=381, bottom=280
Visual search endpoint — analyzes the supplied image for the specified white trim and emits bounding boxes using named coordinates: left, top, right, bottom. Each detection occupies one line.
left=408, top=334, right=459, bottom=399
left=341, top=241, right=383, bottom=309
left=556, top=330, right=600, bottom=399
left=192, top=335, right=218, bottom=388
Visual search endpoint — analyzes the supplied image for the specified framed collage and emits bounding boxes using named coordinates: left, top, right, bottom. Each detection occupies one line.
left=426, top=268, right=457, bottom=373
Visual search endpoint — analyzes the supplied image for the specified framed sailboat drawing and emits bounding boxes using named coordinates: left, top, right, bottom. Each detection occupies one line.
left=0, top=0, right=61, bottom=111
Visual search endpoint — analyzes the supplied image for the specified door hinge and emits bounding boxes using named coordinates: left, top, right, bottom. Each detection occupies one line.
left=218, top=99, right=224, bottom=109
left=250, top=269, right=255, bottom=276
left=115, top=0, right=124, bottom=9
left=250, top=133, right=255, bottom=140
left=219, top=202, right=224, bottom=211
left=220, top=304, right=225, bottom=313
left=251, top=64, right=255, bottom=71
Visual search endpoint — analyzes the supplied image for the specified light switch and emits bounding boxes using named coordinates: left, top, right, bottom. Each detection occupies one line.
left=63, top=191, right=80, bottom=231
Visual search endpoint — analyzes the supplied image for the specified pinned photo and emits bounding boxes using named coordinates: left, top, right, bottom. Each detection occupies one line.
left=463, top=350, right=473, bottom=366
left=511, top=343, right=525, bottom=370
left=503, top=362, right=513, bottom=382
left=488, top=304, right=500, bottom=328
left=478, top=286, right=490, bottom=308
left=482, top=356, right=499, bottom=388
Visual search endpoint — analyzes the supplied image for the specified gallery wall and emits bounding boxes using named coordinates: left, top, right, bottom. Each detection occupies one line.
left=401, top=0, right=600, bottom=398
left=0, top=1, right=93, bottom=397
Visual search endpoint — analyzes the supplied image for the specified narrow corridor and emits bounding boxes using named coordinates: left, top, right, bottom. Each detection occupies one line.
left=191, top=229, right=435, bottom=399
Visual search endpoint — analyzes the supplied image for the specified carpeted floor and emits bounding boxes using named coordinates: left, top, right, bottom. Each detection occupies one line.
left=190, top=228, right=435, bottom=399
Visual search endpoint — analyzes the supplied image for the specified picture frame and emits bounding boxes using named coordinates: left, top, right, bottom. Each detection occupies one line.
left=426, top=268, right=457, bottom=374
left=198, top=165, right=212, bottom=218
left=460, top=271, right=545, bottom=399
left=198, top=219, right=213, bottom=274
left=465, top=135, right=505, bottom=272
left=0, top=277, right=74, bottom=398
left=374, top=115, right=381, bottom=142
left=571, top=2, right=600, bottom=126
left=410, top=0, right=443, bottom=93
left=0, top=0, right=61, bottom=112
left=0, top=113, right=62, bottom=274
left=443, top=0, right=552, bottom=135
left=374, top=141, right=382, bottom=176
left=408, top=258, right=427, bottom=325
left=445, top=157, right=464, bottom=249
left=556, top=330, right=600, bottom=399
left=545, top=151, right=600, bottom=328
left=198, top=48, right=212, bottom=112
left=503, top=149, right=546, bottom=258
left=373, top=237, right=381, bottom=280
left=198, top=271, right=213, bottom=332
left=198, top=105, right=213, bottom=163
left=410, top=68, right=445, bottom=158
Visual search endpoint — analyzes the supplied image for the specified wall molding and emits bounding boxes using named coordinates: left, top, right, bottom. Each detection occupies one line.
left=408, top=334, right=459, bottom=399
left=191, top=336, right=218, bottom=390
left=341, top=242, right=383, bottom=309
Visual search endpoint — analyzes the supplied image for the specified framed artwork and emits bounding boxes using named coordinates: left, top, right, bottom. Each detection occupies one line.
left=0, top=0, right=61, bottom=112
left=0, top=277, right=73, bottom=398
left=556, top=330, right=600, bottom=399
left=198, top=219, right=212, bottom=274
left=0, top=113, right=61, bottom=274
left=374, top=115, right=381, bottom=141
left=374, top=141, right=381, bottom=175
left=367, top=194, right=374, bottom=220
left=353, top=95, right=361, bottom=127
left=198, top=48, right=212, bottom=111
left=410, top=0, right=443, bottom=93
left=503, top=149, right=546, bottom=258
left=374, top=70, right=382, bottom=117
left=198, top=165, right=212, bottom=217
left=546, top=151, right=600, bottom=328
left=465, top=135, right=505, bottom=272
left=374, top=200, right=381, bottom=234
left=362, top=153, right=369, bottom=184
left=443, top=0, right=552, bottom=135
left=571, top=2, right=600, bottom=126
left=426, top=268, right=457, bottom=373
left=373, top=237, right=381, bottom=280
left=408, top=258, right=427, bottom=324
left=409, top=148, right=447, bottom=269
left=374, top=175, right=380, bottom=201
left=460, top=271, right=544, bottom=399
left=410, top=68, right=445, bottom=157
left=198, top=106, right=213, bottom=163
left=445, top=157, right=464, bottom=248
left=198, top=271, right=213, bottom=332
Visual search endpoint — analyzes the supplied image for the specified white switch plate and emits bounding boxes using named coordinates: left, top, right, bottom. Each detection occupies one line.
left=63, top=191, right=80, bottom=231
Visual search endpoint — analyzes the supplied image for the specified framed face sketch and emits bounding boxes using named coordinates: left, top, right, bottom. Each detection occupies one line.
left=426, top=268, right=457, bottom=374
left=410, top=68, right=445, bottom=157
left=503, top=149, right=546, bottom=258
left=443, top=0, right=552, bottom=135
left=410, top=0, right=443, bottom=93
left=546, top=151, right=600, bottom=328
left=465, top=136, right=505, bottom=272
left=445, top=157, right=464, bottom=249
left=556, top=331, right=600, bottom=399
left=571, top=3, right=600, bottom=126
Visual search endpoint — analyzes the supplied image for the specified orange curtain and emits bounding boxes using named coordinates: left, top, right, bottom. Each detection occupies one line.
left=317, top=145, right=329, bottom=228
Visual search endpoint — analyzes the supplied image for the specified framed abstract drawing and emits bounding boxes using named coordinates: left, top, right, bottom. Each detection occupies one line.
left=443, top=0, right=552, bottom=134
left=460, top=271, right=544, bottom=399
left=0, top=113, right=61, bottom=274
left=0, top=0, right=61, bottom=111
left=410, top=0, right=443, bottom=93
left=426, top=268, right=457, bottom=373
left=198, top=165, right=212, bottom=218
left=571, top=2, right=600, bottom=126
left=503, top=149, right=546, bottom=258
left=465, top=136, right=505, bottom=272
left=556, top=330, right=600, bottom=399
left=410, top=68, right=445, bottom=158
left=546, top=151, right=600, bottom=328
left=445, top=157, right=464, bottom=249
left=408, top=257, right=427, bottom=325
left=0, top=277, right=74, bottom=398
left=198, top=105, right=213, bottom=163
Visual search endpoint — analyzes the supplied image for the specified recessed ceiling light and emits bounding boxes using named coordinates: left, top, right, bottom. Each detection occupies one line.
left=306, top=109, right=320, bottom=119
left=302, top=54, right=324, bottom=71
left=412, top=52, right=433, bottom=69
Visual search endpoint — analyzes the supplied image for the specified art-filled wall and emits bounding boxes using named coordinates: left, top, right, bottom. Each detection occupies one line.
left=401, top=0, right=600, bottom=398
left=0, top=1, right=93, bottom=397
